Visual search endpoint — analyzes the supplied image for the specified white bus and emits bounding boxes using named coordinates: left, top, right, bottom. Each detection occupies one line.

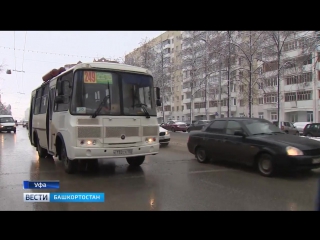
left=28, top=62, right=161, bottom=174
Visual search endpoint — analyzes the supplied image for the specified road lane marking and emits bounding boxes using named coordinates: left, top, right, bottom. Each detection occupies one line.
left=188, top=169, right=238, bottom=174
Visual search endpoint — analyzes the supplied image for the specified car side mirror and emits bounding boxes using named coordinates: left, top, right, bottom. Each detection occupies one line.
left=234, top=130, right=246, bottom=137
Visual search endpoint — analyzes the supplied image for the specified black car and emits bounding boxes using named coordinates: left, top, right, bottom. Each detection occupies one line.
left=187, top=117, right=320, bottom=177
left=302, top=123, right=320, bottom=137
left=187, top=120, right=211, bottom=132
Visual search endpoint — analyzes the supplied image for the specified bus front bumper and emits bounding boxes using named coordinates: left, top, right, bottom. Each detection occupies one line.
left=68, top=143, right=159, bottom=160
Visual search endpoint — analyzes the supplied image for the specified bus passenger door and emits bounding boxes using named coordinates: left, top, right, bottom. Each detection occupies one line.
left=48, top=87, right=56, bottom=153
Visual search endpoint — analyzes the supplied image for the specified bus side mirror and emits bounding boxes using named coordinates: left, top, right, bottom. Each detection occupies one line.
left=57, top=80, right=70, bottom=96
left=54, top=96, right=64, bottom=104
left=56, top=81, right=63, bottom=95
left=155, top=87, right=161, bottom=106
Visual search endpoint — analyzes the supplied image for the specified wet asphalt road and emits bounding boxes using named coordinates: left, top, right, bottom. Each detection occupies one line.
left=1, top=127, right=320, bottom=211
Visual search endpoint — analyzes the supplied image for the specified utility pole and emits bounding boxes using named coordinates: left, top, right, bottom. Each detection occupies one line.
left=204, top=32, right=208, bottom=120
left=218, top=60, right=222, bottom=118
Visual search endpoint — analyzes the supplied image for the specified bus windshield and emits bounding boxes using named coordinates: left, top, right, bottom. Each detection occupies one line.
left=71, top=70, right=156, bottom=116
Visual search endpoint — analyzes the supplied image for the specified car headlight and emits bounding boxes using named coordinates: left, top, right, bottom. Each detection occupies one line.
left=286, top=146, right=303, bottom=156
left=0, top=125, right=3, bottom=128
left=165, top=131, right=169, bottom=135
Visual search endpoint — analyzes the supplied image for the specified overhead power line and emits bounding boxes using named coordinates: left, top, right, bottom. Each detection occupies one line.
left=0, top=46, right=111, bottom=60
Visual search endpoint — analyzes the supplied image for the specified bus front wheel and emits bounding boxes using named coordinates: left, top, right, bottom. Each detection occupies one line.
left=60, top=142, right=78, bottom=174
left=126, top=156, right=145, bottom=166
left=37, top=138, right=47, bottom=158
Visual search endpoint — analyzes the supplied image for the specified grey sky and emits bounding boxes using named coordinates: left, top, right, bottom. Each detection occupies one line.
left=0, top=31, right=164, bottom=120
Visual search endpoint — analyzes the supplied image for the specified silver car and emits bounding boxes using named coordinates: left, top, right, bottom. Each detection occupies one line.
left=293, top=122, right=311, bottom=135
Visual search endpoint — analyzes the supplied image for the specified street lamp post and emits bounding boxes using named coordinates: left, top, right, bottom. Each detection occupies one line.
left=6, top=69, right=25, bottom=74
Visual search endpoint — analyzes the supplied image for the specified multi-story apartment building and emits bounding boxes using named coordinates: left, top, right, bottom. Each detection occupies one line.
left=126, top=31, right=320, bottom=123
left=125, top=31, right=183, bottom=123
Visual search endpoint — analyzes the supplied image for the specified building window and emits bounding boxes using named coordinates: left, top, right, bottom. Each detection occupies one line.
left=258, top=112, right=264, bottom=119
left=264, top=93, right=278, bottom=103
left=240, top=100, right=245, bottom=106
left=164, top=105, right=170, bottom=111
left=172, top=107, right=174, bottom=111
left=182, top=116, right=184, bottom=121
left=264, top=77, right=278, bottom=87
left=209, top=101, right=218, bottom=107
left=286, top=72, right=312, bottom=85
left=181, top=95, right=184, bottom=100
left=285, top=92, right=296, bottom=102
left=177, top=116, right=179, bottom=120
left=271, top=112, right=278, bottom=121
left=177, top=106, right=179, bottom=111
left=307, top=111, right=313, bottom=122
left=194, top=102, right=206, bottom=108
left=239, top=113, right=245, bottom=117
left=182, top=106, right=184, bottom=111
left=258, top=98, right=263, bottom=105
left=186, top=103, right=191, bottom=109
left=297, top=91, right=312, bottom=101
left=232, top=98, right=236, bottom=106
left=291, top=114, right=298, bottom=122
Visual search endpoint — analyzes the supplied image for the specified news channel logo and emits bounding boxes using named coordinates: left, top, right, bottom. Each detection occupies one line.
left=23, top=193, right=105, bottom=202
left=23, top=180, right=104, bottom=202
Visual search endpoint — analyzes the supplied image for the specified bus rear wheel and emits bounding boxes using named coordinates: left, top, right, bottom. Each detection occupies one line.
left=60, top=142, right=78, bottom=174
left=126, top=156, right=145, bottom=166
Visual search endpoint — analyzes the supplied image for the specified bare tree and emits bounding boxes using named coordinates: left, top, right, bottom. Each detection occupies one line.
left=228, top=31, right=267, bottom=117
left=262, top=31, right=318, bottom=122
left=179, top=31, right=210, bottom=122
left=152, top=37, right=175, bottom=122
left=124, top=37, right=156, bottom=69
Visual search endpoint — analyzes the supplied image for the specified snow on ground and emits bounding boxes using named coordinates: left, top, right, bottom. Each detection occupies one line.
left=300, top=136, right=320, bottom=142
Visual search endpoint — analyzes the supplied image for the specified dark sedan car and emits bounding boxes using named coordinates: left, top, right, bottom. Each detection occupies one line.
left=302, top=123, right=320, bottom=137
left=187, top=120, right=211, bottom=132
left=187, top=117, right=320, bottom=177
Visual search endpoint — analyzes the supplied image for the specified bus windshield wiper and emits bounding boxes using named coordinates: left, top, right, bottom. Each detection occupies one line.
left=135, top=103, right=150, bottom=119
left=91, top=95, right=109, bottom=118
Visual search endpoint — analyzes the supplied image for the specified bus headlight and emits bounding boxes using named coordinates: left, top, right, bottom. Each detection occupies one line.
left=80, top=140, right=97, bottom=146
left=145, top=137, right=156, bottom=143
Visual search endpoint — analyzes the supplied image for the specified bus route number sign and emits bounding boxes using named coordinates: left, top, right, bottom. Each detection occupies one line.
left=83, top=71, right=112, bottom=84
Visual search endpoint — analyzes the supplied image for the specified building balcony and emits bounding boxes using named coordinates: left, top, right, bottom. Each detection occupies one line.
left=183, top=98, right=191, bottom=104
left=284, top=100, right=313, bottom=111
left=221, top=106, right=237, bottom=112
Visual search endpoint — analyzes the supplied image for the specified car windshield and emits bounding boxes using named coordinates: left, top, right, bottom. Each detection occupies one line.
left=243, top=119, right=283, bottom=135
left=0, top=117, right=14, bottom=123
left=71, top=70, right=156, bottom=116
left=175, top=122, right=185, bottom=125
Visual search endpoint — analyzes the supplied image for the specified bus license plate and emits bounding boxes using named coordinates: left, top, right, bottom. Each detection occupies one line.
left=312, top=158, right=320, bottom=164
left=113, top=149, right=133, bottom=155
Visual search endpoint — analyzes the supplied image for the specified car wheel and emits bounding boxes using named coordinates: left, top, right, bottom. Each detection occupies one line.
left=171, top=127, right=175, bottom=132
left=257, top=153, right=275, bottom=177
left=61, top=143, right=78, bottom=174
left=126, top=156, right=145, bottom=166
left=307, top=133, right=312, bottom=137
left=195, top=147, right=209, bottom=163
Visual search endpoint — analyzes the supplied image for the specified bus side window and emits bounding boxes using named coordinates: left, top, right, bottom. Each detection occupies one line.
left=34, top=88, right=43, bottom=115
left=55, top=72, right=73, bottom=112
left=39, top=84, right=49, bottom=114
